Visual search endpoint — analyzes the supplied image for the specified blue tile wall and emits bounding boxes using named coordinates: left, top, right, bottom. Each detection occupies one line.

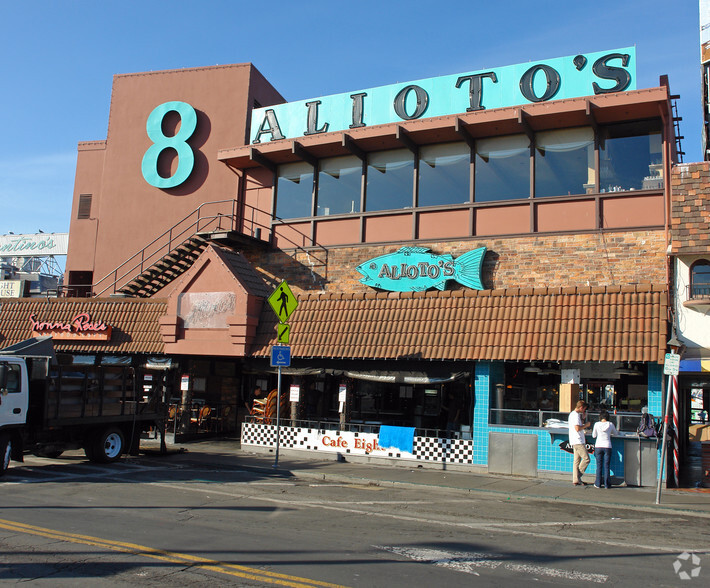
left=472, top=361, right=497, bottom=465
left=647, top=361, right=667, bottom=482
left=473, top=360, right=660, bottom=480
left=648, top=362, right=663, bottom=417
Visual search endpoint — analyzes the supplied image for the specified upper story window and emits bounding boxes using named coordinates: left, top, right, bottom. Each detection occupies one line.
left=535, top=127, right=595, bottom=197
left=365, top=149, right=414, bottom=212
left=690, top=260, right=710, bottom=299
left=275, top=162, right=313, bottom=220
left=317, top=155, right=362, bottom=216
left=418, top=142, right=470, bottom=207
left=271, top=121, right=664, bottom=220
left=600, top=121, right=662, bottom=192
left=475, top=134, right=530, bottom=202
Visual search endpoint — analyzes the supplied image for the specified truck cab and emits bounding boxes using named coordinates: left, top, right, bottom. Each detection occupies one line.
left=0, top=356, right=29, bottom=428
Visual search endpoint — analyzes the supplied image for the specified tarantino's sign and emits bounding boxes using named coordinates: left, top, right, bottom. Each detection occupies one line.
left=29, top=312, right=112, bottom=341
left=0, top=233, right=69, bottom=257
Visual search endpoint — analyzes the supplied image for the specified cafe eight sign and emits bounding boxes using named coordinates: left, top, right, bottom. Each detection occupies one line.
left=267, top=280, right=298, bottom=344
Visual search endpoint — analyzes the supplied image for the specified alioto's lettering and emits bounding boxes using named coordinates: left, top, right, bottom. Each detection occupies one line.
left=377, top=260, right=455, bottom=281
left=252, top=51, right=633, bottom=144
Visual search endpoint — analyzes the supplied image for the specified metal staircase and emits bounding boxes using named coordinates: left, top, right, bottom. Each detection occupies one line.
left=91, top=199, right=266, bottom=298
left=88, top=199, right=329, bottom=299
left=116, top=234, right=210, bottom=297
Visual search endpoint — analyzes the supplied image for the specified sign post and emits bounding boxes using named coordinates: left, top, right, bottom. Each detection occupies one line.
left=656, top=352, right=680, bottom=504
left=267, top=282, right=298, bottom=468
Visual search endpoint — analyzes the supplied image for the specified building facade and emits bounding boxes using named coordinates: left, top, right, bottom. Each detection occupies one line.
left=0, top=49, right=681, bottom=482
left=670, top=163, right=710, bottom=472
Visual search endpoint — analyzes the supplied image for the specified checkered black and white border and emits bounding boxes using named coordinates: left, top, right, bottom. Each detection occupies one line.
left=242, top=423, right=474, bottom=464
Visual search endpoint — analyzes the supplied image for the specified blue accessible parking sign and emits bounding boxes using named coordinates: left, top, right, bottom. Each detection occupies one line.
left=271, top=345, right=291, bottom=367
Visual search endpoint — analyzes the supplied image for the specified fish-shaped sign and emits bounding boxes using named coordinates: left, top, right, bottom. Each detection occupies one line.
left=356, top=246, right=486, bottom=292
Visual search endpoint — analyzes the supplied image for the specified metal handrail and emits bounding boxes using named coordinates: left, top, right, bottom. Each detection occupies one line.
left=92, top=199, right=243, bottom=296
left=489, top=408, right=645, bottom=432
left=93, top=215, right=220, bottom=297
left=89, top=198, right=329, bottom=297
left=687, top=284, right=710, bottom=300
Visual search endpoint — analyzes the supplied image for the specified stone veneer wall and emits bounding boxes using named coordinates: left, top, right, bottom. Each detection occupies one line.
left=671, top=162, right=710, bottom=253
left=245, top=230, right=666, bottom=295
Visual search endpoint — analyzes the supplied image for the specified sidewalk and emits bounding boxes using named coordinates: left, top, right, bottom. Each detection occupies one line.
left=141, top=437, right=710, bottom=517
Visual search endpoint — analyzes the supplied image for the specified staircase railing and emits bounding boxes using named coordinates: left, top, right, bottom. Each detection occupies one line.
left=90, top=199, right=328, bottom=297
left=93, top=199, right=255, bottom=297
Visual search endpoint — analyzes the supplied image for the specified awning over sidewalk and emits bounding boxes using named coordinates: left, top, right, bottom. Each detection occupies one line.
left=251, top=285, right=667, bottom=364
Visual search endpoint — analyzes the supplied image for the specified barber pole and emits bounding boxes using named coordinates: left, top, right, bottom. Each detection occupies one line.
left=672, top=374, right=679, bottom=487
left=657, top=350, right=681, bottom=504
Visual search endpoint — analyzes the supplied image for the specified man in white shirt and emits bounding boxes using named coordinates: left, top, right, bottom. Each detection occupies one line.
left=568, top=400, right=591, bottom=485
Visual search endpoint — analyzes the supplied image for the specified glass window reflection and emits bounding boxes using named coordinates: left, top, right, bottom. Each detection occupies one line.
left=418, top=142, right=470, bottom=207
left=275, top=162, right=313, bottom=219
left=600, top=121, right=662, bottom=192
left=475, top=134, right=530, bottom=202
left=691, top=260, right=710, bottom=299
left=317, top=155, right=362, bottom=215
left=535, top=127, right=594, bottom=197
left=366, top=149, right=414, bottom=212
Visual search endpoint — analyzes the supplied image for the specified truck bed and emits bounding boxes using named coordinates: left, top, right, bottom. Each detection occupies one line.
left=29, top=362, right=162, bottom=427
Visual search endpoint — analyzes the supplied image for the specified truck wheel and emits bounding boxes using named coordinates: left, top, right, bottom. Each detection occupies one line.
left=0, top=437, right=12, bottom=476
left=92, top=428, right=125, bottom=463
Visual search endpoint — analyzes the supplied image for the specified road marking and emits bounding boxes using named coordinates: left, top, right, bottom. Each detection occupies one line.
left=308, top=483, right=383, bottom=491
left=0, top=517, right=344, bottom=588
left=8, top=466, right=708, bottom=557
left=375, top=545, right=609, bottom=583
left=144, top=481, right=708, bottom=555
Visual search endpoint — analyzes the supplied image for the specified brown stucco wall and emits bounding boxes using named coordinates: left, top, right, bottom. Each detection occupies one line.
left=65, top=64, right=284, bottom=290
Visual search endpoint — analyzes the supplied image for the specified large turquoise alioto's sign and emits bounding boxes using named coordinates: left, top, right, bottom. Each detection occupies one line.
left=252, top=48, right=635, bottom=144
left=357, top=247, right=486, bottom=292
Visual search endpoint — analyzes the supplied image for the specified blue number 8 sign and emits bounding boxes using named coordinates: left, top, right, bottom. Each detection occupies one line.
left=141, top=101, right=197, bottom=188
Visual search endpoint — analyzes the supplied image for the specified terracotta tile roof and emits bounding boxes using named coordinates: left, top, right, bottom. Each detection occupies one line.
left=0, top=298, right=167, bottom=354
left=251, top=285, right=667, bottom=363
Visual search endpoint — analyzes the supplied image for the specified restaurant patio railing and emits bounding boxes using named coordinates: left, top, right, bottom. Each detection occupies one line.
left=488, top=408, right=649, bottom=433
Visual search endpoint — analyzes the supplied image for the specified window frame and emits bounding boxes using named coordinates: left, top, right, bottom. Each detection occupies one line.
left=690, top=259, right=710, bottom=300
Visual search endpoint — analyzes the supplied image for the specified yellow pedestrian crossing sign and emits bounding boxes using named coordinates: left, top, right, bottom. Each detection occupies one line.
left=268, top=280, right=298, bottom=323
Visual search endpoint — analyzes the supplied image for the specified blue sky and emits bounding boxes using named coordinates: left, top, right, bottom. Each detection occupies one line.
left=0, top=0, right=703, bottom=235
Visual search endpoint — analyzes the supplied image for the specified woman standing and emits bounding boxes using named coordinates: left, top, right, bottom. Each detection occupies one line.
left=592, top=409, right=618, bottom=489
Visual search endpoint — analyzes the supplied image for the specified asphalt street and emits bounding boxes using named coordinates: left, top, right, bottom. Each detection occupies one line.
left=0, top=441, right=708, bottom=586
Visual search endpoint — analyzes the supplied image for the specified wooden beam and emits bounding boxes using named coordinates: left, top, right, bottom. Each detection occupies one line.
left=455, top=118, right=476, bottom=149
left=395, top=125, right=418, bottom=154
left=342, top=133, right=367, bottom=161
left=585, top=100, right=599, bottom=133
left=292, top=141, right=318, bottom=168
left=249, top=148, right=276, bottom=173
left=517, top=109, right=535, bottom=143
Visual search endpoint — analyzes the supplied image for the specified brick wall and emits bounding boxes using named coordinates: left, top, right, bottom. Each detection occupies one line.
left=245, top=230, right=666, bottom=295
left=671, top=162, right=710, bottom=253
